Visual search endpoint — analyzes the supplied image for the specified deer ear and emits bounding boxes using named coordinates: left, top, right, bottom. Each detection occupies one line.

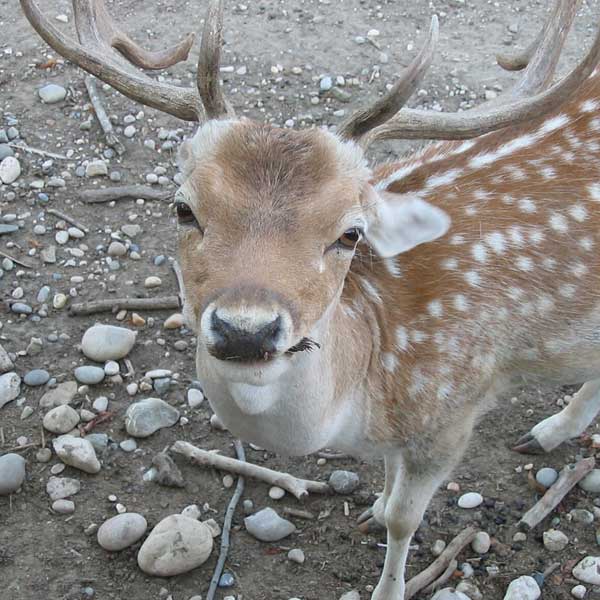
left=364, top=188, right=451, bottom=258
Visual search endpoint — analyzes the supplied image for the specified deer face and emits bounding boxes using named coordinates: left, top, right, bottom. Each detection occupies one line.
left=176, top=120, right=449, bottom=389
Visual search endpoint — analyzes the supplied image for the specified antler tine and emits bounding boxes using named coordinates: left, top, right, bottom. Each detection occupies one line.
left=72, top=0, right=195, bottom=71
left=360, top=17, right=600, bottom=147
left=339, top=16, right=439, bottom=143
left=19, top=0, right=232, bottom=122
left=197, top=0, right=233, bottom=119
left=495, top=0, right=581, bottom=100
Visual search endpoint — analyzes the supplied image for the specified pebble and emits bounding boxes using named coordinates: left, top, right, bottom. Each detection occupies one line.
left=86, top=433, right=109, bottom=454
left=103, top=361, right=119, bottom=376
left=50, top=463, right=66, bottom=475
left=37, top=286, right=50, bottom=303
left=46, top=476, right=80, bottom=501
left=456, top=582, right=483, bottom=600
left=320, top=76, right=333, bottom=91
left=0, top=371, right=21, bottom=408
left=339, top=592, right=360, bottom=600
left=52, top=499, right=75, bottom=514
left=97, top=513, right=148, bottom=551
left=571, top=585, right=587, bottom=599
left=39, top=380, right=77, bottom=408
left=145, top=276, right=162, bottom=288
left=269, top=486, right=285, bottom=500
left=0, top=345, right=13, bottom=374
left=24, top=369, right=50, bottom=386
left=0, top=156, right=21, bottom=184
left=119, top=439, right=137, bottom=453
left=329, top=470, right=360, bottom=494
left=503, top=575, right=541, bottom=600
left=0, top=453, right=26, bottom=495
left=85, top=160, right=108, bottom=177
left=124, top=125, right=136, bottom=138
left=36, top=448, right=52, bottom=463
left=181, top=504, right=201, bottom=520
left=137, top=515, right=213, bottom=576
left=81, top=324, right=137, bottom=361
left=571, top=509, right=595, bottom=525
left=53, top=435, right=101, bottom=473
left=187, top=388, right=204, bottom=408
left=288, top=548, right=305, bottom=564
left=43, top=405, right=80, bottom=433
left=21, top=406, right=34, bottom=420
left=53, top=294, right=68, bottom=309
left=580, top=470, right=600, bottom=494
left=152, top=452, right=185, bottom=487
left=38, top=83, right=67, bottom=103
left=107, top=241, right=127, bottom=257
left=471, top=531, right=491, bottom=554
left=164, top=313, right=184, bottom=329
left=121, top=224, right=141, bottom=238
left=125, top=398, right=180, bottom=437
left=74, top=365, right=105, bottom=385
left=536, top=467, right=559, bottom=488
left=11, top=302, right=32, bottom=315
left=153, top=377, right=171, bottom=395
left=432, top=539, right=446, bottom=556
left=204, top=518, right=221, bottom=537
left=573, top=556, right=600, bottom=585
left=431, top=590, right=470, bottom=600
left=458, top=492, right=483, bottom=509
left=244, top=507, right=295, bottom=542
left=0, top=145, right=13, bottom=161
left=218, top=573, right=235, bottom=588
left=543, top=528, right=568, bottom=551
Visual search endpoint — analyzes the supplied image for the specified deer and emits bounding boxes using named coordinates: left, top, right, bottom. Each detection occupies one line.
left=20, top=0, right=600, bottom=597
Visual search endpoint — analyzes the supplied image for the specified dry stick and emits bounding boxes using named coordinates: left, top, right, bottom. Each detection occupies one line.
left=0, top=250, right=33, bottom=269
left=1, top=442, right=39, bottom=454
left=8, top=142, right=68, bottom=160
left=518, top=456, right=595, bottom=530
left=79, top=185, right=172, bottom=204
left=205, top=440, right=245, bottom=600
left=282, top=507, right=316, bottom=520
left=404, top=526, right=477, bottom=600
left=84, top=75, right=125, bottom=155
left=172, top=440, right=332, bottom=500
left=69, top=296, right=180, bottom=316
left=46, top=208, right=89, bottom=233
left=421, top=558, right=458, bottom=596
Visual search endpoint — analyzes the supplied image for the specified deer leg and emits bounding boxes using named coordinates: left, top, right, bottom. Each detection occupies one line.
left=514, top=378, right=600, bottom=454
left=371, top=414, right=474, bottom=600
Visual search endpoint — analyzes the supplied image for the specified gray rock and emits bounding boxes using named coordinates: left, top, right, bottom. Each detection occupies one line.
left=339, top=593, right=361, bottom=600
left=43, top=404, right=80, bottom=434
left=543, top=529, right=568, bottom=552
left=81, top=324, right=137, bottom=361
left=0, top=372, right=21, bottom=409
left=0, top=145, right=13, bottom=161
left=536, top=467, right=559, bottom=488
left=74, top=365, right=105, bottom=385
left=571, top=509, right=595, bottom=525
left=0, top=157, right=21, bottom=184
left=24, top=369, right=50, bottom=386
left=329, top=470, right=360, bottom=494
left=97, top=513, right=148, bottom=551
left=137, top=515, right=213, bottom=576
left=125, top=398, right=180, bottom=438
left=107, top=241, right=127, bottom=257
left=92, top=396, right=109, bottom=412
left=152, top=452, right=185, bottom=487
left=573, top=556, right=600, bottom=585
left=11, top=302, right=32, bottom=315
left=456, top=581, right=483, bottom=600
left=580, top=470, right=600, bottom=494
left=431, top=590, right=470, bottom=600
left=119, top=438, right=137, bottom=452
left=471, top=531, right=491, bottom=554
left=153, top=377, right=171, bottom=395
left=46, top=476, right=80, bottom=501
left=121, top=224, right=141, bottom=238
left=320, top=75, right=333, bottom=91
left=0, top=343, right=13, bottom=373
left=36, top=448, right=52, bottom=463
left=38, top=83, right=67, bottom=103
left=52, top=499, right=75, bottom=514
left=503, top=576, right=541, bottom=600
left=37, top=286, right=51, bottom=304
left=85, top=160, right=108, bottom=177
left=288, top=548, right=305, bottom=564
left=39, top=381, right=77, bottom=408
left=244, top=507, right=295, bottom=542
left=86, top=433, right=109, bottom=454
left=41, top=246, right=57, bottom=264
left=0, top=453, right=26, bottom=495
left=53, top=435, right=101, bottom=474
left=0, top=224, right=18, bottom=235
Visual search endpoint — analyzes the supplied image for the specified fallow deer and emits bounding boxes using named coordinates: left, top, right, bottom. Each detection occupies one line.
left=21, top=0, right=600, bottom=596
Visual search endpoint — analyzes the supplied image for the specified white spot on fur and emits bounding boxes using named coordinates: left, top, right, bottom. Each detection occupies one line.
left=425, top=168, right=464, bottom=189
left=471, top=242, right=487, bottom=263
left=411, top=330, right=429, bottom=344
left=507, top=286, right=523, bottom=301
left=383, top=257, right=402, bottom=278
left=360, top=277, right=383, bottom=304
left=450, top=234, right=466, bottom=245
left=569, top=204, right=588, bottom=222
left=581, top=99, right=599, bottom=112
left=502, top=194, right=515, bottom=205
left=508, top=226, right=525, bottom=248
left=464, top=271, right=481, bottom=287
left=395, top=326, right=409, bottom=352
left=381, top=352, right=398, bottom=373
left=540, top=167, right=556, bottom=179
left=549, top=212, right=569, bottom=233
left=542, top=257, right=557, bottom=270
left=571, top=262, right=588, bottom=278
left=518, top=198, right=536, bottom=213
left=579, top=236, right=595, bottom=251
left=528, top=228, right=545, bottom=245
left=485, top=231, right=506, bottom=254
left=516, top=256, right=534, bottom=271
left=537, top=294, right=555, bottom=313
left=441, top=258, right=459, bottom=270
left=453, top=294, right=469, bottom=312
left=427, top=300, right=443, bottom=318
left=588, top=183, right=600, bottom=202
left=559, top=283, right=577, bottom=298
left=540, top=114, right=570, bottom=133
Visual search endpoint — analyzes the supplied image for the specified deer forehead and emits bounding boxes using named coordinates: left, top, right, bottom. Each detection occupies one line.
left=181, top=120, right=372, bottom=233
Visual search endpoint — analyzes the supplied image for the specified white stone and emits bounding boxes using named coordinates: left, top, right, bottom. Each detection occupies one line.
left=53, top=435, right=101, bottom=474
left=104, top=360, right=120, bottom=376
left=244, top=507, right=295, bottom=542
left=125, top=398, right=180, bottom=437
left=269, top=486, right=285, bottom=500
left=43, top=404, right=80, bottom=433
left=97, top=513, right=148, bottom=551
left=0, top=453, right=26, bottom=495
left=46, top=476, right=80, bottom=501
left=0, top=372, right=21, bottom=409
left=81, top=324, right=137, bottom=361
left=93, top=396, right=109, bottom=412
left=145, top=276, right=162, bottom=288
left=543, top=529, right=568, bottom=551
left=39, top=381, right=77, bottom=408
left=573, top=556, right=600, bottom=585
left=579, top=470, right=600, bottom=494
left=52, top=499, right=75, bottom=514
left=503, top=575, right=541, bottom=600
left=431, top=590, right=470, bottom=600
left=571, top=585, right=587, bottom=599
left=0, top=157, right=21, bottom=184
left=471, top=531, right=491, bottom=554
left=457, top=492, right=483, bottom=509
left=137, top=514, right=213, bottom=576
left=187, top=388, right=204, bottom=408
left=164, top=313, right=184, bottom=329
left=288, top=548, right=305, bottom=564
left=85, top=160, right=108, bottom=177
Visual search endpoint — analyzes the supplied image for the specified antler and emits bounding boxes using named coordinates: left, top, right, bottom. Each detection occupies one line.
left=20, top=0, right=232, bottom=122
left=341, top=0, right=597, bottom=148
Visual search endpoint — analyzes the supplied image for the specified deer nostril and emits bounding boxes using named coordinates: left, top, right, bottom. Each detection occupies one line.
left=209, top=311, right=283, bottom=361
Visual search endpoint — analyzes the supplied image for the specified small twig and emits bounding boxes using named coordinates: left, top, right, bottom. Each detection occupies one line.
left=172, top=440, right=332, bottom=500
left=421, top=559, right=458, bottom=596
left=79, top=185, right=172, bottom=204
left=206, top=440, right=245, bottom=600
left=543, top=561, right=561, bottom=578
left=282, top=507, right=316, bottom=520
left=405, top=526, right=477, bottom=599
left=7, top=142, right=68, bottom=160
left=518, top=457, right=595, bottom=531
left=0, top=250, right=33, bottom=269
left=46, top=208, right=89, bottom=234
left=85, top=75, right=125, bottom=155
left=1, top=442, right=39, bottom=454
left=79, top=411, right=114, bottom=435
left=69, top=296, right=180, bottom=316
left=317, top=451, right=351, bottom=460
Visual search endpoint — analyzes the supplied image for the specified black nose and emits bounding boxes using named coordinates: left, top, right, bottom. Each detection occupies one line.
left=209, top=311, right=282, bottom=361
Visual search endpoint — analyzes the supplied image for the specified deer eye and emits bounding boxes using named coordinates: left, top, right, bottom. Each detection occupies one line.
left=175, top=201, right=201, bottom=229
left=337, top=227, right=363, bottom=249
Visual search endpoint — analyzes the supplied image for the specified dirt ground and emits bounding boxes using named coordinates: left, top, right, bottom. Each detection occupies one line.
left=3, top=1, right=600, bottom=599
